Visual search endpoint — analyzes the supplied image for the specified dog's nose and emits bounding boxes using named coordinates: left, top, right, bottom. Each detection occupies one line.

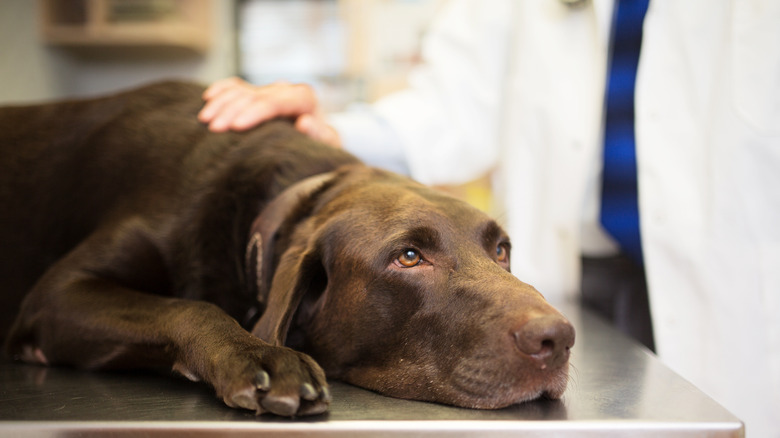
left=513, top=315, right=575, bottom=370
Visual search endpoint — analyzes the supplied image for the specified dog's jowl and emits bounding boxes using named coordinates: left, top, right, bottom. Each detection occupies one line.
left=0, top=81, right=574, bottom=417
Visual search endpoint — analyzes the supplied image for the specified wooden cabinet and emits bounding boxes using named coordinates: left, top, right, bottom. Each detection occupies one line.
left=39, top=0, right=211, bottom=52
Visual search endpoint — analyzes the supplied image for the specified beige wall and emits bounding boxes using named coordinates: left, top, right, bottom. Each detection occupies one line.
left=0, top=1, right=237, bottom=105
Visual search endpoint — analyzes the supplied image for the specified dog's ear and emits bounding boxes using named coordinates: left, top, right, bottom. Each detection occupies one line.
left=250, top=236, right=324, bottom=345
left=246, top=172, right=337, bottom=345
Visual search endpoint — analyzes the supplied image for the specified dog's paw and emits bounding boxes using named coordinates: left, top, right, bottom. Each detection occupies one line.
left=213, top=342, right=331, bottom=417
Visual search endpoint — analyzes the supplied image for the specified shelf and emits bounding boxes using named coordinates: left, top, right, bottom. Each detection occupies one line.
left=39, top=0, right=211, bottom=53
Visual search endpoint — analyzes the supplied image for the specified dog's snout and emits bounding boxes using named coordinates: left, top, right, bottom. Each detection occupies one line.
left=513, top=315, right=575, bottom=370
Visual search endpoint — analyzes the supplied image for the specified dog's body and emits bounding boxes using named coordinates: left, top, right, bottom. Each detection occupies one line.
left=0, top=81, right=574, bottom=417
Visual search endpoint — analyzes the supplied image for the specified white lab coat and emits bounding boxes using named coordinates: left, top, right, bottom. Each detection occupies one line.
left=331, top=0, right=780, bottom=436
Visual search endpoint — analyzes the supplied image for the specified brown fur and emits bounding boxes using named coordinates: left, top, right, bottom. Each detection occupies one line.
left=0, top=81, right=574, bottom=417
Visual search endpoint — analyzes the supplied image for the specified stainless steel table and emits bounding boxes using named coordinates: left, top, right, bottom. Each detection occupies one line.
left=0, top=306, right=744, bottom=437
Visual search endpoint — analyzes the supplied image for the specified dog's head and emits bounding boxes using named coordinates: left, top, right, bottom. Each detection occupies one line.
left=247, top=165, right=574, bottom=409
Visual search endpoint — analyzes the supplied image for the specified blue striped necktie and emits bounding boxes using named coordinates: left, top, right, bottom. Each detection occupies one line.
left=600, top=0, right=650, bottom=266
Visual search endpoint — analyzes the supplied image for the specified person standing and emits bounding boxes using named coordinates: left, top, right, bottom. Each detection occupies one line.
left=200, top=1, right=780, bottom=435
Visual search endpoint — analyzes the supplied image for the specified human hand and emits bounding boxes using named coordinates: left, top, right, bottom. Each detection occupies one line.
left=198, top=77, right=341, bottom=148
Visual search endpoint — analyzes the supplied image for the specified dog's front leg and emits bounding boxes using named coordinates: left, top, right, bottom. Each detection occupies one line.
left=5, top=270, right=330, bottom=417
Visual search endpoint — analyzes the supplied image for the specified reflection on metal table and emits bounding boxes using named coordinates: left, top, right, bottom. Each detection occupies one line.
left=0, top=305, right=743, bottom=437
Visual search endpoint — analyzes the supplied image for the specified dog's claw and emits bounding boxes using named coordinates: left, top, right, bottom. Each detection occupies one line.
left=294, top=383, right=331, bottom=416
left=320, top=386, right=332, bottom=403
left=255, top=370, right=271, bottom=391
left=300, top=382, right=318, bottom=401
left=218, top=342, right=329, bottom=417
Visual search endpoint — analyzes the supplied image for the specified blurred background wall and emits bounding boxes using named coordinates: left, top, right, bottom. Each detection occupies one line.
left=0, top=0, right=443, bottom=107
left=0, top=1, right=236, bottom=103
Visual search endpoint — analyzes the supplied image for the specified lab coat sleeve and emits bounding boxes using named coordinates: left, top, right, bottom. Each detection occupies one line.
left=328, top=106, right=411, bottom=176
left=332, top=0, right=514, bottom=186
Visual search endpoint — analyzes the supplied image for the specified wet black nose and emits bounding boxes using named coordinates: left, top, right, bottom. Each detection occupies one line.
left=513, top=315, right=575, bottom=370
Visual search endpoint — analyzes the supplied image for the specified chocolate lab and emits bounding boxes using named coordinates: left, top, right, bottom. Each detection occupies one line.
left=0, top=81, right=574, bottom=417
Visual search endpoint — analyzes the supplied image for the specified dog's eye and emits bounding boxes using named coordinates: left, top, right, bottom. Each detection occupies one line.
left=496, top=243, right=509, bottom=263
left=397, top=249, right=422, bottom=267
